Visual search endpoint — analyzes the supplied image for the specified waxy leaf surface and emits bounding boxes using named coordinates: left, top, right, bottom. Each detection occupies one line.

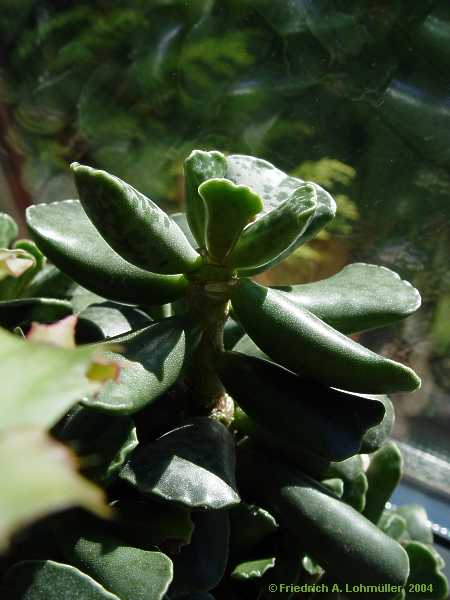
left=1, top=560, right=120, bottom=600
left=0, top=297, right=72, bottom=330
left=120, top=418, right=239, bottom=509
left=237, top=442, right=409, bottom=597
left=231, top=279, right=420, bottom=393
left=168, top=509, right=230, bottom=597
left=217, top=351, right=385, bottom=461
left=84, top=317, right=200, bottom=414
left=72, top=163, right=200, bottom=274
left=274, top=263, right=421, bottom=334
left=27, top=200, right=187, bottom=305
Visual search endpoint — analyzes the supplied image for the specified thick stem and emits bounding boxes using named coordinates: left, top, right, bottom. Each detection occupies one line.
left=185, top=278, right=235, bottom=423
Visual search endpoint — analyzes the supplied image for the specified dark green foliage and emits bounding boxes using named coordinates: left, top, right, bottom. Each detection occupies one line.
left=0, top=144, right=447, bottom=600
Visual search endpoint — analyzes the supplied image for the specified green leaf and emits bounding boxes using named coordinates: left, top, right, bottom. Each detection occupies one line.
left=120, top=417, right=239, bottom=509
left=1, top=560, right=121, bottom=600
left=199, top=178, right=263, bottom=262
left=230, top=502, right=278, bottom=555
left=231, top=279, right=421, bottom=393
left=184, top=149, right=228, bottom=248
left=274, top=263, right=421, bottom=334
left=364, top=442, right=403, bottom=524
left=84, top=317, right=200, bottom=415
left=0, top=212, right=18, bottom=247
left=237, top=442, right=409, bottom=595
left=260, top=533, right=303, bottom=599
left=404, top=542, right=449, bottom=599
left=113, top=499, right=194, bottom=553
left=170, top=212, right=198, bottom=249
left=77, top=302, right=152, bottom=343
left=168, top=509, right=230, bottom=597
left=0, top=430, right=109, bottom=551
left=360, top=394, right=395, bottom=453
left=72, top=163, right=201, bottom=274
left=62, top=520, right=173, bottom=600
left=234, top=405, right=330, bottom=478
left=0, top=298, right=73, bottom=330
left=53, top=404, right=138, bottom=483
left=326, top=456, right=368, bottom=512
left=395, top=505, right=433, bottom=544
left=223, top=317, right=244, bottom=350
left=225, top=183, right=316, bottom=270
left=224, top=154, right=336, bottom=275
left=217, top=351, right=385, bottom=461
left=231, top=557, right=275, bottom=580
left=27, top=200, right=188, bottom=305
left=0, top=326, right=109, bottom=432
left=379, top=512, right=408, bottom=541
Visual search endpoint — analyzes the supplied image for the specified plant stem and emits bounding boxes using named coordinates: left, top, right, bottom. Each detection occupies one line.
left=185, top=278, right=235, bottom=423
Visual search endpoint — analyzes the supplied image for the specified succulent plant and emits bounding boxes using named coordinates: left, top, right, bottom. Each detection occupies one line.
left=0, top=150, right=447, bottom=600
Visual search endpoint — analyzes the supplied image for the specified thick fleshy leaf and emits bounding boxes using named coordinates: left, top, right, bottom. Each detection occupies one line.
left=274, top=263, right=421, bottom=334
left=234, top=405, right=330, bottom=478
left=27, top=200, right=188, bottom=304
left=224, top=154, right=336, bottom=275
left=326, top=456, right=368, bottom=512
left=114, top=499, right=193, bottom=553
left=184, top=149, right=228, bottom=248
left=0, top=297, right=72, bottom=330
left=364, top=442, right=403, bottom=524
left=171, top=212, right=198, bottom=249
left=83, top=317, right=200, bottom=415
left=231, top=558, right=275, bottom=580
left=72, top=163, right=200, bottom=274
left=225, top=183, right=316, bottom=270
left=0, top=212, right=18, bottom=247
left=405, top=542, right=448, bottom=599
left=0, top=430, right=109, bottom=551
left=237, top=442, right=410, bottom=596
left=229, top=502, right=278, bottom=555
left=199, top=178, right=263, bottom=262
left=1, top=560, right=121, bottom=600
left=223, top=317, right=245, bottom=350
left=0, top=326, right=110, bottom=432
left=217, top=351, right=384, bottom=461
left=260, top=533, right=304, bottom=599
left=395, top=505, right=433, bottom=545
left=231, top=279, right=421, bottom=393
left=22, top=264, right=75, bottom=300
left=120, top=418, right=239, bottom=509
left=379, top=512, right=408, bottom=541
left=168, top=509, right=230, bottom=597
left=361, top=394, right=395, bottom=453
left=76, top=302, right=152, bottom=343
left=62, top=520, right=173, bottom=600
left=53, top=404, right=138, bottom=483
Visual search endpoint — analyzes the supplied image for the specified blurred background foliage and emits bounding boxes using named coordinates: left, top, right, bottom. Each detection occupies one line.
left=0, top=0, right=449, bottom=462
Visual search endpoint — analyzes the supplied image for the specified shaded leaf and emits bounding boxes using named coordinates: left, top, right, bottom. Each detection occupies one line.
left=1, top=560, right=120, bottom=599
left=360, top=394, right=395, bottom=453
left=0, top=297, right=72, bottom=330
left=76, top=302, right=152, bottom=343
left=396, top=505, right=433, bottom=545
left=62, top=520, right=173, bottom=600
left=229, top=502, right=278, bottom=555
left=120, top=417, right=239, bottom=509
left=217, top=351, right=385, bottom=461
left=168, top=509, right=230, bottom=597
left=84, top=317, right=200, bottom=415
left=364, top=442, right=403, bottom=524
left=237, top=441, right=409, bottom=595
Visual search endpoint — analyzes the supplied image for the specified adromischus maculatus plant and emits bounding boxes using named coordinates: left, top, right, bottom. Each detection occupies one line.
left=0, top=150, right=447, bottom=600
